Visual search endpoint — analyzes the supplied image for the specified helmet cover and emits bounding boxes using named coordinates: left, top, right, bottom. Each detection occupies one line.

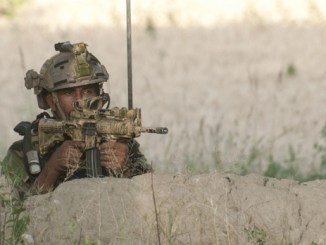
left=25, top=42, right=109, bottom=109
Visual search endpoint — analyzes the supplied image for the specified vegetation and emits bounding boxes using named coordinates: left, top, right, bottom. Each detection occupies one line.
left=245, top=225, right=267, bottom=245
left=237, top=122, right=326, bottom=182
left=0, top=183, right=29, bottom=244
left=0, top=0, right=26, bottom=17
left=1, top=2, right=326, bottom=242
left=177, top=106, right=326, bottom=183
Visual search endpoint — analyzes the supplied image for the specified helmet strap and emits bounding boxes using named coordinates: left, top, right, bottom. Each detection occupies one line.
left=51, top=92, right=67, bottom=120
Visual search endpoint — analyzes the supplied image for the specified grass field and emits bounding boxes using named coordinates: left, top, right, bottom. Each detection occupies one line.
left=1, top=0, right=326, bottom=180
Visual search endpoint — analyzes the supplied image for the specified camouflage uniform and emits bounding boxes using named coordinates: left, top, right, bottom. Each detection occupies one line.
left=1, top=42, right=152, bottom=198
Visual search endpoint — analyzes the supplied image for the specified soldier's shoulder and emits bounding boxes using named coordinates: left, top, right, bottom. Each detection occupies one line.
left=1, top=140, right=24, bottom=168
left=8, top=140, right=24, bottom=156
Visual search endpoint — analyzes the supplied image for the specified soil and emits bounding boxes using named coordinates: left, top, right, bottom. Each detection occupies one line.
left=1, top=173, right=325, bottom=244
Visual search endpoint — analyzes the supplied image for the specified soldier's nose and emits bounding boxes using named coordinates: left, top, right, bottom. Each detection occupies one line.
left=75, top=88, right=82, bottom=100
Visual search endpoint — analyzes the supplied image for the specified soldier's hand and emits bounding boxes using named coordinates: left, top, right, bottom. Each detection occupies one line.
left=34, top=140, right=84, bottom=193
left=47, top=140, right=85, bottom=172
left=99, top=141, right=129, bottom=171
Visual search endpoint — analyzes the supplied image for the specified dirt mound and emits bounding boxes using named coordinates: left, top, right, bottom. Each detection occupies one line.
left=18, top=173, right=326, bottom=244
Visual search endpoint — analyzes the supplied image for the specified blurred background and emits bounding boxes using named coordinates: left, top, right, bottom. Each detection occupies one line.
left=1, top=0, right=326, bottom=179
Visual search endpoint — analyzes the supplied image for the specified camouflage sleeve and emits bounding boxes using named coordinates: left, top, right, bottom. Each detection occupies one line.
left=1, top=140, right=31, bottom=199
left=126, top=139, right=152, bottom=177
left=105, top=139, right=152, bottom=178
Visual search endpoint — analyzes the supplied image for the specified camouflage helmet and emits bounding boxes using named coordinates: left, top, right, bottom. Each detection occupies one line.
left=24, top=42, right=109, bottom=110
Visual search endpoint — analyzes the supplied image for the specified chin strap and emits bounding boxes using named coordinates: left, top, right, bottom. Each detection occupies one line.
left=51, top=92, right=67, bottom=120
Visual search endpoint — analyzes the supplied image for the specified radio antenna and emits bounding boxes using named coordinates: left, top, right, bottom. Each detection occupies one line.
left=126, top=0, right=133, bottom=109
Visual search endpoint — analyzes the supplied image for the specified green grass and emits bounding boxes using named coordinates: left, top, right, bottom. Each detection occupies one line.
left=286, top=63, right=297, bottom=77
left=262, top=123, right=326, bottom=182
left=0, top=0, right=27, bottom=17
left=168, top=112, right=326, bottom=183
left=245, top=225, right=267, bottom=245
left=0, top=183, right=29, bottom=244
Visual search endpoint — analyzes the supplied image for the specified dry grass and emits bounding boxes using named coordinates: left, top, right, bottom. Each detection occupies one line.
left=1, top=1, right=326, bottom=177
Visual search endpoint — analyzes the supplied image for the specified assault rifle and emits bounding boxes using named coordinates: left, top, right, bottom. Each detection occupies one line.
left=37, top=93, right=168, bottom=177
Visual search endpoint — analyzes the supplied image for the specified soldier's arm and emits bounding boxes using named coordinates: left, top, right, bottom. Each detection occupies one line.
left=33, top=140, right=84, bottom=193
left=102, top=139, right=151, bottom=178
left=33, top=158, right=60, bottom=193
left=126, top=139, right=152, bottom=177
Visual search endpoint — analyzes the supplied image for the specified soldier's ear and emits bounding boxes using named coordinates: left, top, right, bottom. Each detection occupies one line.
left=45, top=94, right=56, bottom=112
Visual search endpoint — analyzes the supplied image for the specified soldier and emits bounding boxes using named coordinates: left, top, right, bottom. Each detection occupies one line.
left=1, top=42, right=151, bottom=197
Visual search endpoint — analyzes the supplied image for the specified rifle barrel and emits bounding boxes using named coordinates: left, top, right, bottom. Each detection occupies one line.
left=141, top=127, right=168, bottom=134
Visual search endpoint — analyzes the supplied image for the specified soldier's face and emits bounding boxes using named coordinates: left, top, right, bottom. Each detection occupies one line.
left=46, top=84, right=99, bottom=119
